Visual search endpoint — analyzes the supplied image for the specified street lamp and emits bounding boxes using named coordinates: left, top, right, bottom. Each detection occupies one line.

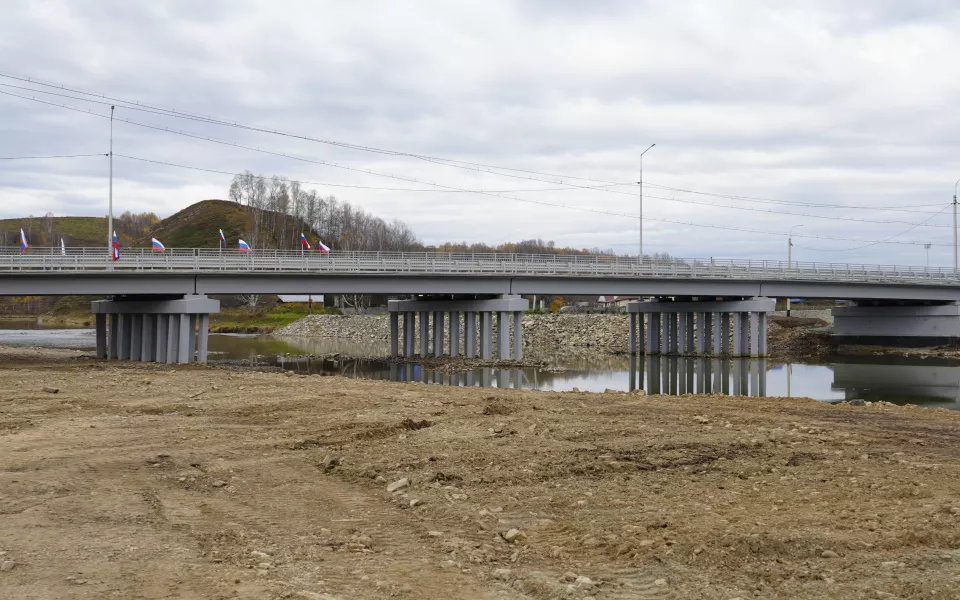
left=925, top=243, right=932, bottom=270
left=953, top=178, right=959, bottom=275
left=786, top=225, right=803, bottom=317
left=637, top=143, right=656, bottom=260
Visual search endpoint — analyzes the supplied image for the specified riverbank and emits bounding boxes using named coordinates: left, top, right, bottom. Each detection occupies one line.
left=0, top=346, right=957, bottom=599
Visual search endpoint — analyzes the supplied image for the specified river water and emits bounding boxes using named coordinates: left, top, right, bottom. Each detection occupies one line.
left=1, top=324, right=957, bottom=410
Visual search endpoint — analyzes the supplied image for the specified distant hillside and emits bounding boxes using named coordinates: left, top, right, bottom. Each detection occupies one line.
left=0, top=214, right=152, bottom=248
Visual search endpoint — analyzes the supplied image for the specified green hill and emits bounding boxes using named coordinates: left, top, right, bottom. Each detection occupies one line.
left=139, top=199, right=249, bottom=248
left=0, top=216, right=146, bottom=248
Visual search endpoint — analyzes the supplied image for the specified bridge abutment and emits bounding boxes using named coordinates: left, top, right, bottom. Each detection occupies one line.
left=388, top=295, right=529, bottom=360
left=628, top=298, right=775, bottom=357
left=832, top=301, right=960, bottom=346
left=92, top=295, right=220, bottom=364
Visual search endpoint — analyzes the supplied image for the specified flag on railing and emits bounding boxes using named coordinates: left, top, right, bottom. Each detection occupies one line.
left=151, top=238, right=166, bottom=252
left=300, top=233, right=310, bottom=248
left=238, top=239, right=251, bottom=253
left=19, top=229, right=28, bottom=253
left=219, top=229, right=226, bottom=246
left=112, top=231, right=120, bottom=262
left=60, top=238, right=66, bottom=256
left=316, top=239, right=330, bottom=254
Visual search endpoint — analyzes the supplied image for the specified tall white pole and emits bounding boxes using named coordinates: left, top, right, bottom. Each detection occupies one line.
left=953, top=178, right=959, bottom=276
left=638, top=143, right=655, bottom=260
left=108, top=105, right=115, bottom=262
left=786, top=225, right=802, bottom=317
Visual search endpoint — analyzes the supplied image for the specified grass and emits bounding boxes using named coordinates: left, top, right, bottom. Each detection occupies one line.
left=209, top=304, right=339, bottom=333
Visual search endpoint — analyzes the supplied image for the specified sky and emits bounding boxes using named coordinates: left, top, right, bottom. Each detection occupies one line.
left=2, top=0, right=960, bottom=266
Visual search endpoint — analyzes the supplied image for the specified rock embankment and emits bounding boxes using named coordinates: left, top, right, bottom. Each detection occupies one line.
left=277, top=313, right=632, bottom=350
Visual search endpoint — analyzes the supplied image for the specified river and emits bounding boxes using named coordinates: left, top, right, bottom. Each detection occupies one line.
left=0, top=323, right=957, bottom=409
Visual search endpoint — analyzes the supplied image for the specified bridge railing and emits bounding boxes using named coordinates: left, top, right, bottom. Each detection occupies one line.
left=0, top=247, right=957, bottom=286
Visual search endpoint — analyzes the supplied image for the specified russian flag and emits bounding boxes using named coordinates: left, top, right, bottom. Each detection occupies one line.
left=316, top=239, right=330, bottom=254
left=238, top=239, right=251, bottom=253
left=19, top=229, right=28, bottom=253
left=151, top=238, right=165, bottom=252
left=219, top=229, right=226, bottom=246
left=112, top=231, right=120, bottom=261
left=300, top=233, right=310, bottom=248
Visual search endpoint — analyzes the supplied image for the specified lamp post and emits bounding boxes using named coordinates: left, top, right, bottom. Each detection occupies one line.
left=786, top=225, right=803, bottom=317
left=107, top=105, right=115, bottom=263
left=637, top=143, right=656, bottom=260
left=953, top=178, right=959, bottom=275
left=925, top=243, right=932, bottom=270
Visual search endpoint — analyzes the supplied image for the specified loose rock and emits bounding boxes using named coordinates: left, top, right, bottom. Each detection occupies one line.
left=0, top=561, right=14, bottom=572
left=387, top=478, right=410, bottom=493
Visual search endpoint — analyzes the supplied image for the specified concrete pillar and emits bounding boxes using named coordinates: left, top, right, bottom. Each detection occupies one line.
left=668, top=313, right=678, bottom=355
left=649, top=313, right=660, bottom=354
left=130, top=314, right=143, bottom=361
left=731, top=313, right=742, bottom=357
left=732, top=359, right=743, bottom=395
left=433, top=311, right=444, bottom=356
left=465, top=312, right=477, bottom=358
left=712, top=312, right=722, bottom=355
left=450, top=311, right=460, bottom=357
left=178, top=313, right=191, bottom=364
left=696, top=358, right=707, bottom=393
left=156, top=315, right=169, bottom=364
left=712, top=358, right=722, bottom=393
left=637, top=313, right=645, bottom=355
left=739, top=312, right=750, bottom=357
left=678, top=312, right=688, bottom=355
left=197, top=314, right=210, bottom=364
left=480, top=312, right=493, bottom=359
left=404, top=312, right=415, bottom=356
left=95, top=314, right=107, bottom=359
left=758, top=313, right=768, bottom=356
left=629, top=312, right=637, bottom=354
left=188, top=315, right=198, bottom=362
left=419, top=311, right=429, bottom=356
left=390, top=312, right=399, bottom=357
left=721, top=313, right=731, bottom=355
left=721, top=359, right=731, bottom=394
left=695, top=312, right=707, bottom=354
left=749, top=312, right=760, bottom=357
left=497, top=311, right=509, bottom=360
left=108, top=313, right=120, bottom=359
left=141, top=314, right=155, bottom=362
left=686, top=313, right=695, bottom=354
left=660, top=313, right=670, bottom=355
left=513, top=311, right=523, bottom=361
left=167, top=314, right=180, bottom=364
left=758, top=359, right=767, bottom=396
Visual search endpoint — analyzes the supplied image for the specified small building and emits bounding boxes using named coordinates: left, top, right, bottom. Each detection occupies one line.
left=597, top=296, right=638, bottom=309
left=277, top=295, right=324, bottom=304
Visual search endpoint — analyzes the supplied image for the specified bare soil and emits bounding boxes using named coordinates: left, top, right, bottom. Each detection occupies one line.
left=1, top=347, right=959, bottom=599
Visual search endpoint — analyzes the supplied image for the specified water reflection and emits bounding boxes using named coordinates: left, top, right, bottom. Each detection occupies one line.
left=628, top=356, right=767, bottom=397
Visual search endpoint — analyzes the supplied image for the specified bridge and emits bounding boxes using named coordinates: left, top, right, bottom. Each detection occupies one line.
left=2, top=247, right=959, bottom=366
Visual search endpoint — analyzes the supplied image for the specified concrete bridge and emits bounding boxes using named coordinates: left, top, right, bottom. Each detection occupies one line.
left=2, top=247, right=959, bottom=365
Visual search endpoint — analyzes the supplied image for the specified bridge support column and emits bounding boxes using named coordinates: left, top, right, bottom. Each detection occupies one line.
left=480, top=312, right=492, bottom=359
left=497, top=312, right=510, bottom=360
left=513, top=311, right=523, bottom=361
left=93, top=295, right=219, bottom=364
left=95, top=314, right=107, bottom=359
left=433, top=311, right=444, bottom=356
left=832, top=302, right=960, bottom=346
left=628, top=298, right=775, bottom=359
left=629, top=312, right=637, bottom=354
left=465, top=311, right=477, bottom=358
left=390, top=312, right=399, bottom=357
left=404, top=313, right=415, bottom=356
left=419, top=311, right=429, bottom=356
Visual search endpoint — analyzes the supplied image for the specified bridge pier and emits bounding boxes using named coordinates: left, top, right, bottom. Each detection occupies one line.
left=92, top=295, right=220, bottom=364
left=832, top=301, right=960, bottom=346
left=388, top=295, right=529, bottom=360
left=628, top=298, right=775, bottom=357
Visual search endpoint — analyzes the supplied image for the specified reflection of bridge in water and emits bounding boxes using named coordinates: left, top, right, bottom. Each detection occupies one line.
left=629, top=356, right=767, bottom=396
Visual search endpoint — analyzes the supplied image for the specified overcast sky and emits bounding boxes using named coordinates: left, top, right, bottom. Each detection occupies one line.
left=2, top=0, right=960, bottom=265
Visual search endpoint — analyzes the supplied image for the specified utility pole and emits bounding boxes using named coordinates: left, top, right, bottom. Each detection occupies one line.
left=925, top=243, right=932, bottom=270
left=108, top=105, right=115, bottom=263
left=786, top=225, right=802, bottom=317
left=637, top=143, right=656, bottom=261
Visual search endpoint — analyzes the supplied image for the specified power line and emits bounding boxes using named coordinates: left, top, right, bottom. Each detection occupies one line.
left=2, top=88, right=946, bottom=248
left=792, top=204, right=954, bottom=252
left=1, top=72, right=945, bottom=215
left=0, top=153, right=106, bottom=160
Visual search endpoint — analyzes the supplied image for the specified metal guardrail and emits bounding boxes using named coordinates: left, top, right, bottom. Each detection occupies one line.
left=0, top=247, right=957, bottom=286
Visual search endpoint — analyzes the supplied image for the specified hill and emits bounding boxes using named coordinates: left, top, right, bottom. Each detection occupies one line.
left=0, top=213, right=154, bottom=249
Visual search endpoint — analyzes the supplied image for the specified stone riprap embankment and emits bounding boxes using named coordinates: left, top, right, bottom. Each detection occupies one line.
left=276, top=313, right=632, bottom=350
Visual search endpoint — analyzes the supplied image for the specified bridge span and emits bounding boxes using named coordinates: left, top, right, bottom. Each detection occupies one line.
left=2, top=248, right=959, bottom=366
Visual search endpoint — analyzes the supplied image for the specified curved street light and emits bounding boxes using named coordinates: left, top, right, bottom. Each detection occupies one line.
left=638, top=143, right=656, bottom=260
left=787, top=225, right=803, bottom=316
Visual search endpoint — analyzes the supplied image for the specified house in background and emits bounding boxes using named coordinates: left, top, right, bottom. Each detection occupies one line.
left=597, top=296, right=638, bottom=310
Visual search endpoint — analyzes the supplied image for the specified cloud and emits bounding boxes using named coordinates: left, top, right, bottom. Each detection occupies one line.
left=2, top=0, right=960, bottom=266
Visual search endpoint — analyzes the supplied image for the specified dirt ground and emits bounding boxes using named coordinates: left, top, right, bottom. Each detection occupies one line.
left=1, top=347, right=959, bottom=600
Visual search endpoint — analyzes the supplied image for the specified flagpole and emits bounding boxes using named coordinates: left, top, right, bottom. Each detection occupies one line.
left=108, top=105, right=114, bottom=266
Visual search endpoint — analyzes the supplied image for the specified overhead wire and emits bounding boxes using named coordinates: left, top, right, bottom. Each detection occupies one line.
left=1, top=87, right=949, bottom=248
left=0, top=153, right=106, bottom=160
left=0, top=72, right=945, bottom=214
left=791, top=204, right=954, bottom=252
